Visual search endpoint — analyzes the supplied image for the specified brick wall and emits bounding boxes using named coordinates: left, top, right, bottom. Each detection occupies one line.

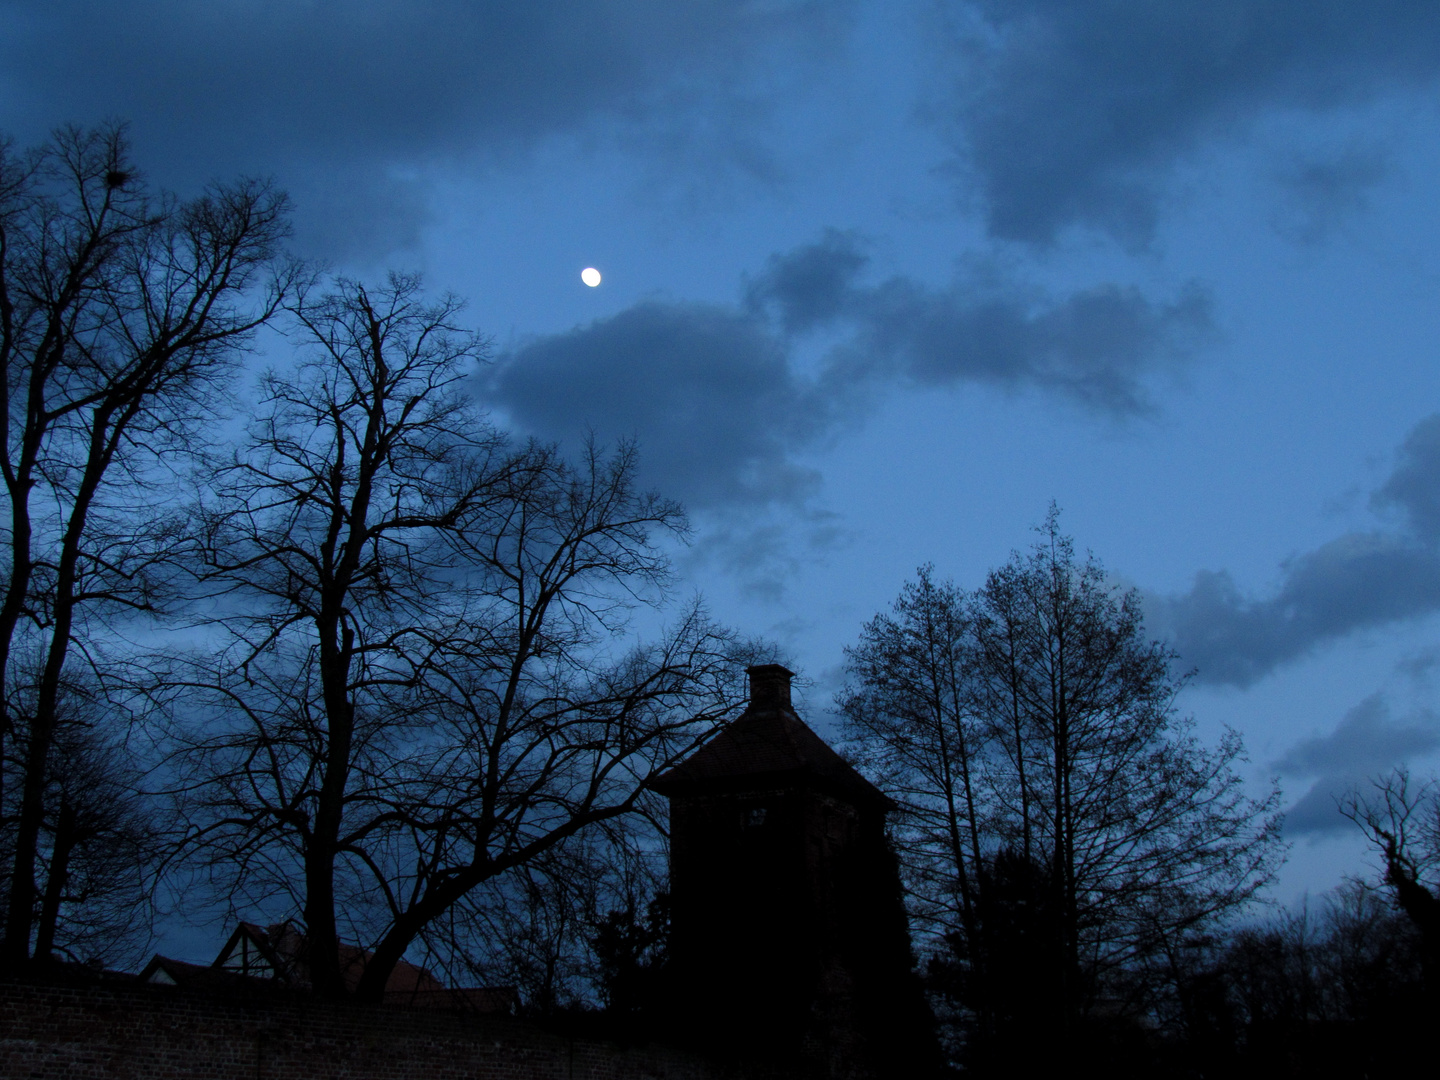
left=0, top=975, right=779, bottom=1080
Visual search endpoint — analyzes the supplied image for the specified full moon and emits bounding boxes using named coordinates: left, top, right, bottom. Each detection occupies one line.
left=581, top=267, right=601, bottom=287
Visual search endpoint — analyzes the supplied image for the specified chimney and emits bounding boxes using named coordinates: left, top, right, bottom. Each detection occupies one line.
left=746, top=664, right=794, bottom=712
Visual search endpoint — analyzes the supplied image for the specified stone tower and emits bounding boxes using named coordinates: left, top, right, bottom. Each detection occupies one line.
left=652, top=665, right=934, bottom=1078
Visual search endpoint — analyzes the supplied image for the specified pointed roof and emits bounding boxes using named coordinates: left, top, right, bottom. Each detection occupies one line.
left=139, top=920, right=518, bottom=1013
left=652, top=665, right=895, bottom=810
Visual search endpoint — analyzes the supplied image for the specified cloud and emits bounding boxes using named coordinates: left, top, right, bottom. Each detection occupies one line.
left=1395, top=645, right=1440, bottom=681
left=0, top=0, right=847, bottom=256
left=1152, top=536, right=1440, bottom=687
left=490, top=232, right=1212, bottom=511
left=851, top=272, right=1211, bottom=414
left=1149, top=412, right=1440, bottom=687
left=1372, top=413, right=1440, bottom=543
left=1275, top=694, right=1440, bottom=777
left=685, top=509, right=847, bottom=605
left=744, top=229, right=871, bottom=334
left=1270, top=144, right=1390, bottom=246
left=492, top=301, right=827, bottom=510
left=1282, top=781, right=1352, bottom=837
left=755, top=232, right=1214, bottom=421
left=943, top=1, right=1440, bottom=244
left=1273, top=693, right=1440, bottom=835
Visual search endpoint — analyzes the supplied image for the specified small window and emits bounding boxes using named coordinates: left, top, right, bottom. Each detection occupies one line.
left=744, top=806, right=767, bottom=828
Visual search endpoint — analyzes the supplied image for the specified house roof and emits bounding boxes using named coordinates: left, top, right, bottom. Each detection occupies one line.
left=651, top=665, right=894, bottom=810
left=138, top=954, right=289, bottom=994
left=215, top=922, right=293, bottom=983
left=223, top=921, right=452, bottom=998
left=139, top=921, right=517, bottom=1014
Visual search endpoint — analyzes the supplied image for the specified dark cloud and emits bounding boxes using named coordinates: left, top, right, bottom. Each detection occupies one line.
left=744, top=228, right=870, bottom=334
left=1282, top=780, right=1352, bottom=836
left=1372, top=413, right=1440, bottom=543
left=0, top=1, right=846, bottom=256
left=1271, top=144, right=1390, bottom=246
left=1275, top=694, right=1440, bottom=777
left=946, top=1, right=1440, bottom=244
left=1273, top=694, right=1440, bottom=835
left=750, top=231, right=1213, bottom=416
left=491, top=233, right=1211, bottom=510
left=492, top=302, right=826, bottom=510
left=855, top=274, right=1211, bottom=414
left=1153, top=535, right=1440, bottom=687
left=1151, top=413, right=1440, bottom=687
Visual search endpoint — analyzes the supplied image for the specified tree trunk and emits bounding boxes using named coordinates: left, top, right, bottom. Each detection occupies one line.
left=305, top=611, right=357, bottom=999
left=4, top=402, right=124, bottom=962
left=32, top=797, right=77, bottom=962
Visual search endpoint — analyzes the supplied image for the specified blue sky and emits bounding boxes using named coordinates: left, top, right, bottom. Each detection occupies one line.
left=8, top=0, right=1440, bottom=904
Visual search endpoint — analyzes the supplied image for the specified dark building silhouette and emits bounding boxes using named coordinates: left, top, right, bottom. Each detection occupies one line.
left=652, top=665, right=936, bottom=1078
left=138, top=921, right=517, bottom=1014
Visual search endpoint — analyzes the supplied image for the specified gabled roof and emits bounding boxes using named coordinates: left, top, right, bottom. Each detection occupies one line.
left=138, top=920, right=518, bottom=1014
left=138, top=954, right=288, bottom=994
left=219, top=921, right=450, bottom=998
left=215, top=921, right=295, bottom=983
left=652, top=666, right=894, bottom=810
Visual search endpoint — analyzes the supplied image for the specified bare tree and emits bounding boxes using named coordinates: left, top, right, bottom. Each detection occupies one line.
left=836, top=565, right=987, bottom=950
left=972, top=515, right=1283, bottom=1020
left=0, top=124, right=295, bottom=962
left=26, top=680, right=157, bottom=967
left=430, top=818, right=669, bottom=1015
left=1340, top=768, right=1440, bottom=985
left=839, top=510, right=1283, bottom=1050
left=165, top=275, right=753, bottom=1000
left=1199, top=882, right=1426, bottom=1076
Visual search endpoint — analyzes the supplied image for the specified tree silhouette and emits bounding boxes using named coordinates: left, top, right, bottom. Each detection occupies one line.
left=839, top=509, right=1283, bottom=1061
left=162, top=275, right=754, bottom=1000
left=1341, top=768, right=1440, bottom=992
left=0, top=124, right=295, bottom=963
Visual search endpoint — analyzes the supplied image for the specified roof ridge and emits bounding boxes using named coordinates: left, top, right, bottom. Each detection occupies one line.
left=652, top=701, right=893, bottom=808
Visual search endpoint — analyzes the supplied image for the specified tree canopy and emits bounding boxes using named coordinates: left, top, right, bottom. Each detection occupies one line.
left=838, top=511, right=1283, bottom=1061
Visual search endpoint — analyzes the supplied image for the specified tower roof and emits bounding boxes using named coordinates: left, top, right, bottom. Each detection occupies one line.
left=651, top=664, right=895, bottom=810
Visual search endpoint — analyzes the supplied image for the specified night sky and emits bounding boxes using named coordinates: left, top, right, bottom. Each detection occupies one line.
left=8, top=1, right=1440, bottom=906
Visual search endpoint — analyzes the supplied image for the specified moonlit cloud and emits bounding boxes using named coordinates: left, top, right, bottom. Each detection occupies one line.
left=490, top=232, right=1212, bottom=511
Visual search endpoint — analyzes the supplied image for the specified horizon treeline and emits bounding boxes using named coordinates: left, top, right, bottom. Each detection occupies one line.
left=835, top=533, right=1438, bottom=1076
left=1, top=125, right=1438, bottom=1078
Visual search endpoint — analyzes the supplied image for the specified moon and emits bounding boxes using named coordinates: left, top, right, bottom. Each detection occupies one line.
left=581, top=267, right=601, bottom=287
